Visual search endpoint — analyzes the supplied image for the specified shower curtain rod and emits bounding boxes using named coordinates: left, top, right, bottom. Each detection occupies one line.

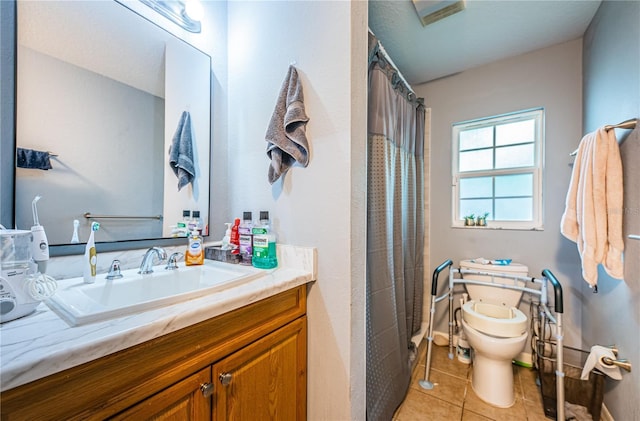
left=368, top=28, right=416, bottom=96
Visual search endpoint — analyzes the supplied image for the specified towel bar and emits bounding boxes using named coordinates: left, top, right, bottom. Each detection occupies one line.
left=569, top=118, right=637, bottom=156
left=83, top=212, right=163, bottom=220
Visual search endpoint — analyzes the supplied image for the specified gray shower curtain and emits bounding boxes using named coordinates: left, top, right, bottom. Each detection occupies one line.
left=366, top=33, right=425, bottom=421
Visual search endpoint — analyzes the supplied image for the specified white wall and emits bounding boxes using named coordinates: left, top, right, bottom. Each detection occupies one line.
left=582, top=1, right=640, bottom=418
left=416, top=39, right=585, bottom=348
left=226, top=2, right=367, bottom=419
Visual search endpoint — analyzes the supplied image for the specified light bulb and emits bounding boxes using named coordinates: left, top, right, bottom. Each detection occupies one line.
left=184, top=0, right=203, bottom=22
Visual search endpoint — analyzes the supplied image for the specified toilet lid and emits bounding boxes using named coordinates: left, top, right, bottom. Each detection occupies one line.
left=462, top=300, right=527, bottom=338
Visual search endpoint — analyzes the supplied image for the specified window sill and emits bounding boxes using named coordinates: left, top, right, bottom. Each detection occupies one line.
left=451, top=225, right=544, bottom=231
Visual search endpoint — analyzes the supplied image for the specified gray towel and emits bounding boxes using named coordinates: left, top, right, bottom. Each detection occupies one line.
left=16, top=148, right=53, bottom=170
left=265, top=65, right=310, bottom=184
left=169, top=111, right=195, bottom=191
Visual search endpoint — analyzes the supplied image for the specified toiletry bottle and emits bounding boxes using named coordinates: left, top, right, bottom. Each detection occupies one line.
left=185, top=230, right=204, bottom=266
left=238, top=212, right=253, bottom=266
left=252, top=211, right=277, bottom=269
left=188, top=210, right=198, bottom=232
left=230, top=218, right=240, bottom=254
left=176, top=210, right=191, bottom=237
left=83, top=222, right=100, bottom=283
left=192, top=210, right=203, bottom=234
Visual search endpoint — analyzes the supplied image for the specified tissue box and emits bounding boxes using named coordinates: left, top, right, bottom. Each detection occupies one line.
left=205, top=246, right=241, bottom=264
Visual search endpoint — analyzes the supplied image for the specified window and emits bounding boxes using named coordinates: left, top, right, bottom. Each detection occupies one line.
left=452, top=108, right=544, bottom=230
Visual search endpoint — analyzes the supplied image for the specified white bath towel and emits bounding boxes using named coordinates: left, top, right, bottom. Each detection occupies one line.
left=265, top=65, right=310, bottom=184
left=561, top=127, right=624, bottom=288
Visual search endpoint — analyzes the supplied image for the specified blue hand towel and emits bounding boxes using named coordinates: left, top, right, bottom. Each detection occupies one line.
left=169, top=111, right=195, bottom=191
left=16, top=148, right=53, bottom=170
left=265, top=65, right=310, bottom=184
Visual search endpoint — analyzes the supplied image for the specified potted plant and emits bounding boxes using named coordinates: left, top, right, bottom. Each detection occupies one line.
left=476, top=212, right=490, bottom=227
left=464, top=214, right=476, bottom=226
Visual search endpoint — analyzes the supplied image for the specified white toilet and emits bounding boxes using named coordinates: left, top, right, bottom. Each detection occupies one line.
left=459, top=259, right=529, bottom=408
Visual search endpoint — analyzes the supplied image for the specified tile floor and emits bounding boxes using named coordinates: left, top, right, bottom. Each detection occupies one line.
left=394, top=342, right=549, bottom=421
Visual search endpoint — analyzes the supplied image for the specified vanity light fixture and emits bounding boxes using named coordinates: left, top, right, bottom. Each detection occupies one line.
left=184, top=0, right=204, bottom=22
left=139, top=0, right=202, bottom=33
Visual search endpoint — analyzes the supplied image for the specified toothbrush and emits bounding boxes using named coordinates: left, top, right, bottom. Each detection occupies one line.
left=83, top=222, right=100, bottom=284
left=71, top=219, right=80, bottom=243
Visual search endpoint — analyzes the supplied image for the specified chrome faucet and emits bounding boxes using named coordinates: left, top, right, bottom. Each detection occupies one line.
left=139, top=247, right=167, bottom=274
left=165, top=252, right=184, bottom=270
left=106, top=259, right=123, bottom=280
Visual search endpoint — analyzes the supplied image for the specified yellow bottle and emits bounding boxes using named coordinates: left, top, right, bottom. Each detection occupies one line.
left=185, top=230, right=204, bottom=265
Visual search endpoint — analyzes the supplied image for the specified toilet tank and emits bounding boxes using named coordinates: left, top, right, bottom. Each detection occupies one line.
left=459, top=259, right=529, bottom=307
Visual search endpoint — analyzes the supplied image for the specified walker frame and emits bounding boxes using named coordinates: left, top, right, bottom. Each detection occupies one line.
left=419, top=260, right=566, bottom=421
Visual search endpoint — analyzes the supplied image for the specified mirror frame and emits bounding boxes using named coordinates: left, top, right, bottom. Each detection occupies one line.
left=1, top=1, right=16, bottom=232
left=3, top=0, right=212, bottom=256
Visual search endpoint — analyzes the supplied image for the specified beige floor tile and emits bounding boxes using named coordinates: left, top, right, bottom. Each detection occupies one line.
left=395, top=387, right=463, bottom=421
left=398, top=339, right=547, bottom=421
left=517, top=366, right=543, bottom=406
left=522, top=398, right=548, bottom=421
left=461, top=409, right=495, bottom=421
left=430, top=344, right=471, bottom=380
left=409, top=366, right=468, bottom=407
left=463, top=384, right=528, bottom=421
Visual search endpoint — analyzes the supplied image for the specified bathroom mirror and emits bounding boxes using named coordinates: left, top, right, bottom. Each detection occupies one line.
left=14, top=0, right=211, bottom=254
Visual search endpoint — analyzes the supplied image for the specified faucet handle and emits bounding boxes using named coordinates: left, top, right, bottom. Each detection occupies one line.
left=165, top=252, right=184, bottom=270
left=106, top=259, right=123, bottom=280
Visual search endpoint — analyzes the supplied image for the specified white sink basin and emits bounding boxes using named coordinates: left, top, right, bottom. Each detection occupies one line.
left=46, top=262, right=262, bottom=326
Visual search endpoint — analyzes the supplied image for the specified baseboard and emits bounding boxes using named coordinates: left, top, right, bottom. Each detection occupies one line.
left=600, top=403, right=614, bottom=421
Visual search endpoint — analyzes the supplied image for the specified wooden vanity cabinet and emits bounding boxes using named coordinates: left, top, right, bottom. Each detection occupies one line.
left=110, top=367, right=212, bottom=420
left=0, top=285, right=307, bottom=421
left=213, top=317, right=306, bottom=420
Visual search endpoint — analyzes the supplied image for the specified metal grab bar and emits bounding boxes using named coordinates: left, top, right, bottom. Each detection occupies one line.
left=83, top=212, right=163, bottom=220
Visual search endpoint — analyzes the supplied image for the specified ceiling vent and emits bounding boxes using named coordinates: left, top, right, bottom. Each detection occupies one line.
left=412, top=0, right=466, bottom=26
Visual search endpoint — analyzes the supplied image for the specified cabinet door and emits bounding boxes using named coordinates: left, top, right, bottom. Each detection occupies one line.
left=111, top=367, right=212, bottom=420
left=213, top=316, right=307, bottom=421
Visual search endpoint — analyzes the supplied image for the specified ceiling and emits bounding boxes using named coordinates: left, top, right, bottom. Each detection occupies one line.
left=368, top=0, right=602, bottom=85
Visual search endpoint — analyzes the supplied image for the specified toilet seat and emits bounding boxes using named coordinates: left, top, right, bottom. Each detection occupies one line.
left=462, top=300, right=527, bottom=338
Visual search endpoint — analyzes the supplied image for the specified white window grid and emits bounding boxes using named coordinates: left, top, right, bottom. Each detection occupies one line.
left=451, top=108, right=544, bottom=230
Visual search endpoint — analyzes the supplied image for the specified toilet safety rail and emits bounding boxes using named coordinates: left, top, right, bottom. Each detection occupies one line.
left=420, top=260, right=566, bottom=421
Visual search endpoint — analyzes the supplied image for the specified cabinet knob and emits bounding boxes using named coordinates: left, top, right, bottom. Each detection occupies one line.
left=200, top=382, right=214, bottom=398
left=219, top=372, right=232, bottom=386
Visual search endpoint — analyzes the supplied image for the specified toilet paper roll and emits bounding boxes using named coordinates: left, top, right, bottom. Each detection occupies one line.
left=580, top=345, right=622, bottom=380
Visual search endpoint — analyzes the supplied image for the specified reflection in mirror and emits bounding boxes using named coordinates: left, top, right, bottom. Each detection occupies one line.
left=15, top=0, right=211, bottom=250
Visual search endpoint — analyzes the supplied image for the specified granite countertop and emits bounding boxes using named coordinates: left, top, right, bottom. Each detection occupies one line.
left=0, top=245, right=316, bottom=392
